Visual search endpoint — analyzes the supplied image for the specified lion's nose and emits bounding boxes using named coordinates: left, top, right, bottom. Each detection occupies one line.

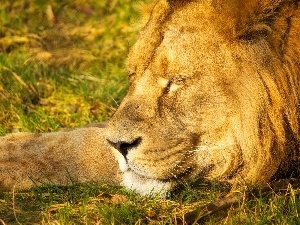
left=107, top=137, right=142, bottom=158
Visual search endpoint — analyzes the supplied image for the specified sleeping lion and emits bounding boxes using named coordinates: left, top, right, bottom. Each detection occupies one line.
left=0, top=0, right=299, bottom=202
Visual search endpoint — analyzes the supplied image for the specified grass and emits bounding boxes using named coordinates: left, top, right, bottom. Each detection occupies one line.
left=0, top=0, right=134, bottom=133
left=0, top=0, right=300, bottom=224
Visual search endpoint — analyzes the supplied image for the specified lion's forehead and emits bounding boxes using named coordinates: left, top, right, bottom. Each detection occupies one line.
left=127, top=0, right=276, bottom=84
left=161, top=29, right=227, bottom=74
left=128, top=3, right=237, bottom=81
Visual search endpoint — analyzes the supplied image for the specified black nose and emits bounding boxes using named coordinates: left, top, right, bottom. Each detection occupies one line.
left=107, top=137, right=142, bottom=158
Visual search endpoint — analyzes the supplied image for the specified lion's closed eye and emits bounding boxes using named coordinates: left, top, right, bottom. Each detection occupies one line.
left=158, top=77, right=181, bottom=94
left=165, top=80, right=172, bottom=92
left=166, top=80, right=181, bottom=93
left=158, top=78, right=183, bottom=94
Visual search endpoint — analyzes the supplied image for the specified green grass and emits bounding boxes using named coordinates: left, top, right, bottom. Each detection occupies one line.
left=1, top=179, right=300, bottom=224
left=0, top=0, right=135, bottom=133
left=1, top=0, right=300, bottom=224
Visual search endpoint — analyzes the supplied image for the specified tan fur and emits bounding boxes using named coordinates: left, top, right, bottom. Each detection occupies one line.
left=0, top=125, right=121, bottom=190
left=0, top=0, right=299, bottom=195
left=107, top=0, right=300, bottom=194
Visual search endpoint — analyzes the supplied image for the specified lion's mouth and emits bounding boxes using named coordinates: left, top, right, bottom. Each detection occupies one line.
left=120, top=165, right=198, bottom=196
left=125, top=164, right=195, bottom=183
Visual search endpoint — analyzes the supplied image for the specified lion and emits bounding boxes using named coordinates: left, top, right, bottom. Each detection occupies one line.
left=106, top=0, right=300, bottom=195
left=0, top=0, right=299, bottom=204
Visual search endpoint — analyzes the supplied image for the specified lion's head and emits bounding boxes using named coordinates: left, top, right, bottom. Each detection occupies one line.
left=106, top=0, right=300, bottom=195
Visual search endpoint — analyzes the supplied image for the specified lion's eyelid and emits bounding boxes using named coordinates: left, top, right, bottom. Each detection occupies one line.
left=169, top=82, right=181, bottom=92
left=157, top=77, right=170, bottom=88
left=164, top=79, right=182, bottom=93
left=165, top=80, right=172, bottom=92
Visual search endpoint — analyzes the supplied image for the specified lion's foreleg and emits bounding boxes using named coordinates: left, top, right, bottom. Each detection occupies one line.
left=0, top=127, right=121, bottom=191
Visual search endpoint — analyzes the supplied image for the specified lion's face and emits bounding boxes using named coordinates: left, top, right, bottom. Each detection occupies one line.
left=106, top=0, right=300, bottom=195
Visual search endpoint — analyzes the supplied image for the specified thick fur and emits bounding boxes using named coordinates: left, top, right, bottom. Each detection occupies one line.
left=1, top=0, right=300, bottom=195
left=107, top=0, right=300, bottom=194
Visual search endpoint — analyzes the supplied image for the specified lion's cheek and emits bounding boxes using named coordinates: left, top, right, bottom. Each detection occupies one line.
left=126, top=153, right=184, bottom=180
left=195, top=143, right=242, bottom=180
left=172, top=88, right=231, bottom=135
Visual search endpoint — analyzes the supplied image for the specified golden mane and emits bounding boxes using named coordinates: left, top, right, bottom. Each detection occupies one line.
left=213, top=0, right=300, bottom=177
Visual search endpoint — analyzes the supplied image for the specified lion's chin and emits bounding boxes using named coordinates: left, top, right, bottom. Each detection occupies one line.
left=116, top=151, right=185, bottom=196
left=121, top=170, right=173, bottom=196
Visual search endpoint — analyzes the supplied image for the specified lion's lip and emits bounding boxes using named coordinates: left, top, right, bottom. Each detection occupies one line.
left=125, top=166, right=194, bottom=183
